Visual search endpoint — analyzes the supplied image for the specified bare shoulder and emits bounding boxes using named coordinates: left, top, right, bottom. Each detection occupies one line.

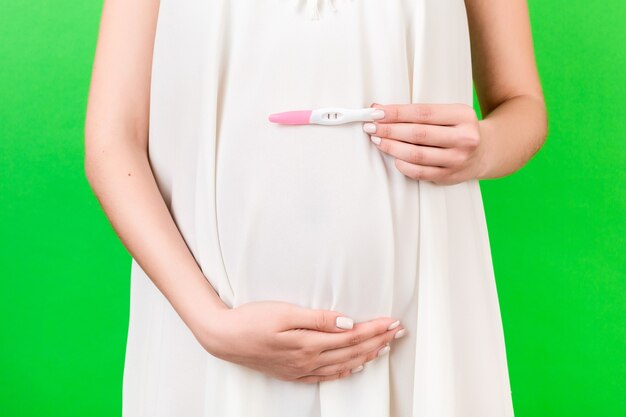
left=85, top=0, right=161, bottom=152
left=463, top=0, right=545, bottom=114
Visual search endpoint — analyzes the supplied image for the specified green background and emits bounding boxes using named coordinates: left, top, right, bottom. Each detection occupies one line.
left=0, top=1, right=624, bottom=416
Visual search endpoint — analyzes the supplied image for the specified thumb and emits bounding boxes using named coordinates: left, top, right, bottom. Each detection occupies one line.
left=288, top=306, right=354, bottom=333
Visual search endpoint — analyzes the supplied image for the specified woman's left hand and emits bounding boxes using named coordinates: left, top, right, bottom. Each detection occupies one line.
left=362, top=103, right=487, bottom=185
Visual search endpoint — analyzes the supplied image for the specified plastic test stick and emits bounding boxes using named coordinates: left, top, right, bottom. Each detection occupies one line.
left=268, top=107, right=383, bottom=125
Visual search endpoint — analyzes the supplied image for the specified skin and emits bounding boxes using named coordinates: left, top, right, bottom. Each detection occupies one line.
left=363, top=0, right=547, bottom=184
left=84, top=0, right=545, bottom=383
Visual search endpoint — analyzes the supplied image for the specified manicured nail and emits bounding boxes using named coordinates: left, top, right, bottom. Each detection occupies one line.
left=371, top=109, right=385, bottom=120
left=377, top=344, right=391, bottom=357
left=387, top=320, right=400, bottom=330
left=370, top=136, right=381, bottom=145
left=336, top=316, right=354, bottom=329
left=363, top=123, right=377, bottom=133
left=351, top=364, right=364, bottom=374
left=394, top=328, right=407, bottom=339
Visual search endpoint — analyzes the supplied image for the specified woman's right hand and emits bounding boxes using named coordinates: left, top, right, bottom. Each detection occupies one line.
left=195, top=300, right=407, bottom=383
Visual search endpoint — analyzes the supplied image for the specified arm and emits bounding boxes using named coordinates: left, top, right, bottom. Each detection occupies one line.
left=84, top=0, right=228, bottom=333
left=466, top=0, right=548, bottom=179
left=362, top=0, right=547, bottom=184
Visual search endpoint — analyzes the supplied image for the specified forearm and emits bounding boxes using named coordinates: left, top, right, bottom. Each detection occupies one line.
left=476, top=94, right=548, bottom=179
left=84, top=137, right=228, bottom=333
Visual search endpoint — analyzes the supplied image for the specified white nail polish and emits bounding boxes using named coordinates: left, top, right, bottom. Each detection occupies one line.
left=363, top=123, right=377, bottom=133
left=371, top=109, right=385, bottom=119
left=394, top=328, right=407, bottom=339
left=370, top=136, right=381, bottom=145
left=351, top=364, right=364, bottom=374
left=377, top=344, right=390, bottom=357
left=336, top=316, right=354, bottom=329
left=387, top=320, right=400, bottom=330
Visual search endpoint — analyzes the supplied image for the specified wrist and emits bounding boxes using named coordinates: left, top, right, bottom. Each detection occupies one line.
left=176, top=283, right=231, bottom=348
left=476, top=119, right=496, bottom=180
left=189, top=302, right=232, bottom=355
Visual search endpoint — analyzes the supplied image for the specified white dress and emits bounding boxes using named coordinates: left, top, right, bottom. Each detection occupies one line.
left=122, top=0, right=515, bottom=416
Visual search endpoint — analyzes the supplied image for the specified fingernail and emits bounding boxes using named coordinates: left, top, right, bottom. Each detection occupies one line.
left=370, top=136, right=381, bottom=145
left=363, top=123, right=377, bottom=133
left=371, top=109, right=385, bottom=120
left=394, top=328, right=407, bottom=339
left=336, top=316, right=354, bottom=329
left=377, top=344, right=391, bottom=357
left=387, top=320, right=400, bottom=330
left=351, top=364, right=364, bottom=373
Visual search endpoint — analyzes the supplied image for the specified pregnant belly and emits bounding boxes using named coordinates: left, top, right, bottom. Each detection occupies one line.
left=215, top=122, right=419, bottom=320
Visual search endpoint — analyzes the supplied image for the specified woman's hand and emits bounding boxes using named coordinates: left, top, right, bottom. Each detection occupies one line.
left=362, top=103, right=487, bottom=185
left=195, top=300, right=407, bottom=383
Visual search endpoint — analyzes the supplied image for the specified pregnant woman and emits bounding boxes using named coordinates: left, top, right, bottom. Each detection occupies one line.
left=85, top=0, right=547, bottom=416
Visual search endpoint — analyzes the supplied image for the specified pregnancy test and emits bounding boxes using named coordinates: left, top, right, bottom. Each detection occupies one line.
left=268, top=107, right=384, bottom=125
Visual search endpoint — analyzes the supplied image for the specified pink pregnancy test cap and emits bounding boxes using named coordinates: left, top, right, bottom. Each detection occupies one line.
left=268, top=110, right=312, bottom=125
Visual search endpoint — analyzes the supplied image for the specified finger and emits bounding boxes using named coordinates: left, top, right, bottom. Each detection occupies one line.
left=394, top=158, right=449, bottom=183
left=276, top=317, right=399, bottom=352
left=372, top=102, right=476, bottom=125
left=303, top=352, right=369, bottom=378
left=294, top=370, right=351, bottom=384
left=372, top=138, right=459, bottom=168
left=315, top=325, right=406, bottom=369
left=309, top=317, right=400, bottom=351
left=306, top=342, right=390, bottom=377
left=292, top=332, right=401, bottom=382
left=282, top=306, right=355, bottom=333
left=365, top=122, right=459, bottom=148
left=305, top=332, right=403, bottom=379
